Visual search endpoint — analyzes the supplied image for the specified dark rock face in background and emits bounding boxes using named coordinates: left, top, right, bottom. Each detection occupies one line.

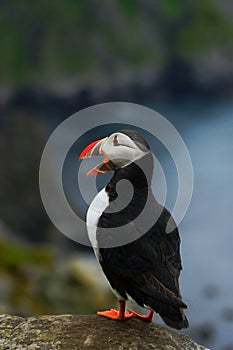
left=0, top=115, right=50, bottom=241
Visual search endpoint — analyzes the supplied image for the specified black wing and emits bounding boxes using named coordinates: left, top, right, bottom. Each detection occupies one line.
left=97, top=202, right=189, bottom=329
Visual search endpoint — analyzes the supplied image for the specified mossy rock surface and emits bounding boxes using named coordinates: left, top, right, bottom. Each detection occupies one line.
left=0, top=313, right=208, bottom=350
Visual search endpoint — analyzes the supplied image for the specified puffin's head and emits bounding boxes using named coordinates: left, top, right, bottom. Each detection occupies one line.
left=79, top=130, right=151, bottom=176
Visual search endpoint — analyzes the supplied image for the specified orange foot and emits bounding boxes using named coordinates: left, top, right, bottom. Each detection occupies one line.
left=129, top=309, right=154, bottom=322
left=97, top=309, right=134, bottom=320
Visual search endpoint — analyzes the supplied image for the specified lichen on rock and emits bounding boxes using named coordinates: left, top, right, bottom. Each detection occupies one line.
left=0, top=314, right=209, bottom=350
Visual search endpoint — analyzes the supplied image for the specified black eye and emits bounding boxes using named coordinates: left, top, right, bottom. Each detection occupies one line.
left=113, top=135, right=120, bottom=146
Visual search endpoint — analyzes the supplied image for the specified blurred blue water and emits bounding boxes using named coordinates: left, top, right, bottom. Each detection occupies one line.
left=153, top=97, right=233, bottom=349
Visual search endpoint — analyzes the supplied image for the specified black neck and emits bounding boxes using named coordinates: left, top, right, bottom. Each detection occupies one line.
left=106, top=152, right=154, bottom=203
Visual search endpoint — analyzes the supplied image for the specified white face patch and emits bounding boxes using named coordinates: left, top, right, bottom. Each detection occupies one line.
left=101, top=132, right=149, bottom=168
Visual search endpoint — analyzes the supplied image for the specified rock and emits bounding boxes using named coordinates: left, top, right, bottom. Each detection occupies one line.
left=0, top=313, right=209, bottom=350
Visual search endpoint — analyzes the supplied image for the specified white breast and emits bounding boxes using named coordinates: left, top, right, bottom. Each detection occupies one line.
left=87, top=188, right=128, bottom=301
left=86, top=188, right=109, bottom=257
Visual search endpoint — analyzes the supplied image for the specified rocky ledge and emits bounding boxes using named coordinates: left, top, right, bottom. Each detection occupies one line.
left=0, top=313, right=209, bottom=350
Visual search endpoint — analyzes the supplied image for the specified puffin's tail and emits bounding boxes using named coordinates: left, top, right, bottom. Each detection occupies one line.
left=145, top=296, right=189, bottom=329
left=162, top=315, right=189, bottom=330
left=139, top=279, right=189, bottom=329
left=160, top=306, right=189, bottom=330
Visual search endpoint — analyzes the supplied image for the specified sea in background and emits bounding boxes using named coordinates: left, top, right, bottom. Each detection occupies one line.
left=153, top=97, right=233, bottom=350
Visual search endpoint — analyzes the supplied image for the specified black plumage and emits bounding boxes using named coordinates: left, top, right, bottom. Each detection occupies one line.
left=96, top=130, right=189, bottom=329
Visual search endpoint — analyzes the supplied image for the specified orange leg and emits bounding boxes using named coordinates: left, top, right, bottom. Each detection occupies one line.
left=129, top=309, right=154, bottom=321
left=97, top=301, right=134, bottom=320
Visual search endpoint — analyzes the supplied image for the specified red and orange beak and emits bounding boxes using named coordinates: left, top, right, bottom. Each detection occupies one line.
left=79, top=137, right=112, bottom=176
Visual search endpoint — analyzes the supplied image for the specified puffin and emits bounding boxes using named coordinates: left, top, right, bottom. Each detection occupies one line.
left=79, top=130, right=189, bottom=329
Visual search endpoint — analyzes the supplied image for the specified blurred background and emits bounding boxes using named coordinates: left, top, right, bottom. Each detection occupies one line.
left=0, top=1, right=233, bottom=349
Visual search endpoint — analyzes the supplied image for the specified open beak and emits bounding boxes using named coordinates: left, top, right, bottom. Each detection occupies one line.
left=78, top=137, right=112, bottom=176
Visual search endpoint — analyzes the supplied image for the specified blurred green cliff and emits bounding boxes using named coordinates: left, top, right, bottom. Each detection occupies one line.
left=0, top=0, right=232, bottom=94
left=0, top=220, right=114, bottom=316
